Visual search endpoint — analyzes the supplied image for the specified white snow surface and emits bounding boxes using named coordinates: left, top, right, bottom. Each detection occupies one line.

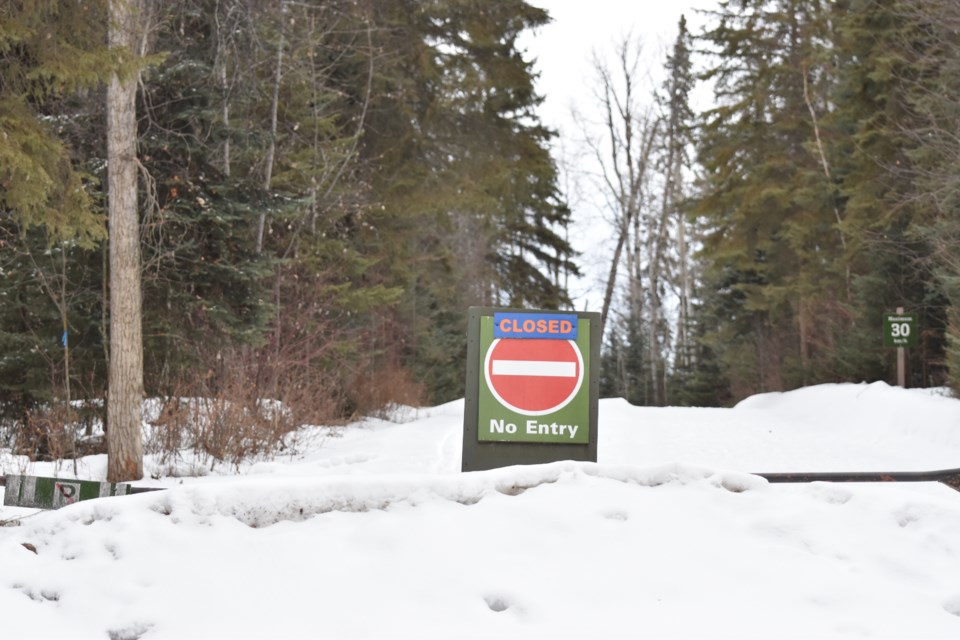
left=3, top=382, right=960, bottom=639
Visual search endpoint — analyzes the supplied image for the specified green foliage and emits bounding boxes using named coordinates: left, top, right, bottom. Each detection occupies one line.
left=690, top=0, right=955, bottom=399
left=600, top=314, right=648, bottom=404
left=0, top=1, right=115, bottom=419
left=348, top=0, right=577, bottom=402
left=0, top=98, right=102, bottom=245
left=112, top=0, right=574, bottom=407
left=887, top=0, right=960, bottom=391
left=0, top=224, right=107, bottom=418
left=5, top=0, right=960, bottom=424
left=696, top=0, right=827, bottom=395
left=0, top=0, right=113, bottom=245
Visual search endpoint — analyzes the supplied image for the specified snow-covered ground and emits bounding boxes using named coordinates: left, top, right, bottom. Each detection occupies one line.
left=2, top=382, right=960, bottom=639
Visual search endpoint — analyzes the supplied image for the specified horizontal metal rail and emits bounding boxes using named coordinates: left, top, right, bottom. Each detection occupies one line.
left=0, top=475, right=161, bottom=493
left=4, top=469, right=960, bottom=491
left=755, top=467, right=960, bottom=491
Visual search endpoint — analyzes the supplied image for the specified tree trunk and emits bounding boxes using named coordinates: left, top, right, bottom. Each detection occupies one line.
left=256, top=1, right=285, bottom=255
left=220, top=59, right=231, bottom=178
left=60, top=245, right=71, bottom=406
left=600, top=225, right=629, bottom=337
left=676, top=194, right=691, bottom=370
left=106, top=0, right=144, bottom=482
left=648, top=286, right=660, bottom=405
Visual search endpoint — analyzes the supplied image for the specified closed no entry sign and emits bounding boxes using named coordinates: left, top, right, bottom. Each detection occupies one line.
left=475, top=311, right=591, bottom=445
left=462, top=307, right=600, bottom=471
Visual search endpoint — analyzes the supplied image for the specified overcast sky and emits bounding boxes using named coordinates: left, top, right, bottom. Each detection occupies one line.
left=522, top=0, right=716, bottom=133
left=519, top=0, right=718, bottom=312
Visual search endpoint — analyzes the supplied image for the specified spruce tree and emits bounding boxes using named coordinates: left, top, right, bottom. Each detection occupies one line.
left=355, top=0, right=578, bottom=402
left=829, top=0, right=949, bottom=386
left=664, top=16, right=697, bottom=370
left=0, top=0, right=110, bottom=244
left=0, top=1, right=113, bottom=425
left=696, top=0, right=850, bottom=397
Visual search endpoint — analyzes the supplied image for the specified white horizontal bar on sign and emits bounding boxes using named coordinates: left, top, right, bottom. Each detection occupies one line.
left=491, top=359, right=576, bottom=377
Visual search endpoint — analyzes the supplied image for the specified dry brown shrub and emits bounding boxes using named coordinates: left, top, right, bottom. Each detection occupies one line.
left=145, top=270, right=426, bottom=469
left=146, top=341, right=354, bottom=470
left=348, top=361, right=426, bottom=418
left=13, top=405, right=80, bottom=461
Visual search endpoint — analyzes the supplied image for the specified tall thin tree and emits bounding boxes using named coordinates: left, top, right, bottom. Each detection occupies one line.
left=106, top=0, right=146, bottom=482
left=578, top=36, right=659, bottom=339
left=659, top=16, right=696, bottom=388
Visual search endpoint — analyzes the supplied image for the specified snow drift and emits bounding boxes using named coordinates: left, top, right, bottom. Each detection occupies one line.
left=2, top=382, right=960, bottom=639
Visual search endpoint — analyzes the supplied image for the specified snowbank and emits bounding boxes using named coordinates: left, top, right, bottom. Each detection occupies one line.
left=2, top=383, right=960, bottom=639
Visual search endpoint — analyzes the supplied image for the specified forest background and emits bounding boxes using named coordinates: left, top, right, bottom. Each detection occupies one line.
left=2, top=0, right=960, bottom=470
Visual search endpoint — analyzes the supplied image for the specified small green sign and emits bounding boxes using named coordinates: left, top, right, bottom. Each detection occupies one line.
left=3, top=474, right=132, bottom=510
left=884, top=312, right=918, bottom=348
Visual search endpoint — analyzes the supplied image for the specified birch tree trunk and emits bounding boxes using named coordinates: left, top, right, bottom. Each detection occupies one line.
left=585, top=38, right=657, bottom=338
left=256, top=1, right=285, bottom=255
left=676, top=188, right=691, bottom=370
left=107, top=0, right=144, bottom=482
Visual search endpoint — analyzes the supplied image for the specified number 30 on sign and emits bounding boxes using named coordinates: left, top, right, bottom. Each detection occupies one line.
left=884, top=312, right=918, bottom=348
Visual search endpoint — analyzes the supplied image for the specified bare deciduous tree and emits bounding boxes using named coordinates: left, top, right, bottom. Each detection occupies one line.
left=577, top=36, right=659, bottom=339
left=577, top=30, right=696, bottom=406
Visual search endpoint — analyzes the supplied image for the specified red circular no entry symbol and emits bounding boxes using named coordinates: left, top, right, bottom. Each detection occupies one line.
left=484, top=338, right=584, bottom=416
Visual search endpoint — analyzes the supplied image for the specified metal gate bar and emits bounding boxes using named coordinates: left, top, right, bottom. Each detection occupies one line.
left=5, top=468, right=960, bottom=500
left=755, top=468, right=960, bottom=491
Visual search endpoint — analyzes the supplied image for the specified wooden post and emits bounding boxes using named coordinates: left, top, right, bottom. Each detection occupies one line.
left=896, top=306, right=906, bottom=388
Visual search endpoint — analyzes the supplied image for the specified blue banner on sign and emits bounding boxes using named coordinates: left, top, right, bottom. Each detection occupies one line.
left=493, top=312, right=578, bottom=340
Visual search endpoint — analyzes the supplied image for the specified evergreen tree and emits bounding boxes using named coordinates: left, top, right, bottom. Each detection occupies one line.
left=883, top=0, right=959, bottom=390
left=0, top=0, right=578, bottom=428
left=600, top=311, right=650, bottom=404
left=0, top=1, right=115, bottom=425
left=662, top=16, right=697, bottom=384
left=695, top=0, right=851, bottom=398
left=828, top=0, right=948, bottom=387
left=132, top=1, right=402, bottom=417
left=690, top=0, right=954, bottom=398
left=355, top=0, right=578, bottom=402
left=0, top=0, right=110, bottom=244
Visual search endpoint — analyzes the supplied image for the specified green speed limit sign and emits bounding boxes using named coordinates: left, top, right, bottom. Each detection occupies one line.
left=884, top=312, right=918, bottom=348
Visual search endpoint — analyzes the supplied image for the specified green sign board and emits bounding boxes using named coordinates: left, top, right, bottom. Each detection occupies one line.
left=478, top=314, right=590, bottom=444
left=462, top=307, right=600, bottom=472
left=3, top=474, right=132, bottom=510
left=884, top=312, right=918, bottom=348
